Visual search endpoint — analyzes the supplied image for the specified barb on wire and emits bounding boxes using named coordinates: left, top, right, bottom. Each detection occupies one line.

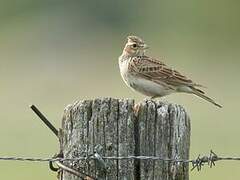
left=190, top=150, right=219, bottom=171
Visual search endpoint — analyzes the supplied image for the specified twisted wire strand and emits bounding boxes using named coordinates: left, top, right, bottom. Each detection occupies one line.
left=1, top=150, right=240, bottom=179
left=0, top=153, right=239, bottom=163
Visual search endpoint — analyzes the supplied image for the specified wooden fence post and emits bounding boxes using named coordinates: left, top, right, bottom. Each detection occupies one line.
left=60, top=98, right=190, bottom=180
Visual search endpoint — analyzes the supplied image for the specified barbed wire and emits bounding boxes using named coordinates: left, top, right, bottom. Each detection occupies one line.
left=0, top=150, right=240, bottom=172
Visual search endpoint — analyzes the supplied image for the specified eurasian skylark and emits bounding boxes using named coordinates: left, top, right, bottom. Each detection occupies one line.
left=118, top=35, right=222, bottom=108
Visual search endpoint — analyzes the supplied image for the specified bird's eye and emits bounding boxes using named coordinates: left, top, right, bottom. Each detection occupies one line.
left=132, top=44, right=137, bottom=48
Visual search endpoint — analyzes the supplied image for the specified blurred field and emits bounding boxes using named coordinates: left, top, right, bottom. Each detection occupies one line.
left=0, top=1, right=240, bottom=179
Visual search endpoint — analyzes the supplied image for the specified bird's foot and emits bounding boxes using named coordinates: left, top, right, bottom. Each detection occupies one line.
left=142, top=96, right=158, bottom=102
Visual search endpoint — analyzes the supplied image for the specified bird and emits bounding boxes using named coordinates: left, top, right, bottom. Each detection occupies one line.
left=118, top=35, right=222, bottom=108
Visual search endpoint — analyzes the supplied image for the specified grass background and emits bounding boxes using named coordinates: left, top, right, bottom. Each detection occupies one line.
left=0, top=1, right=239, bottom=179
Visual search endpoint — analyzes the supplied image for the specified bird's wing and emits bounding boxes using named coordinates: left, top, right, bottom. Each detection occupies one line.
left=129, top=55, right=202, bottom=88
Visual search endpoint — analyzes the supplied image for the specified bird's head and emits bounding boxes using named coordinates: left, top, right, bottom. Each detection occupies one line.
left=122, top=35, right=149, bottom=57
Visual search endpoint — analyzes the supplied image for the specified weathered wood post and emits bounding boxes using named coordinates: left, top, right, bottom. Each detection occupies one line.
left=60, top=98, right=190, bottom=180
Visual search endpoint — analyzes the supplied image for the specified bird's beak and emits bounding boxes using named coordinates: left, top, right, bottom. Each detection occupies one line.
left=142, top=44, right=149, bottom=49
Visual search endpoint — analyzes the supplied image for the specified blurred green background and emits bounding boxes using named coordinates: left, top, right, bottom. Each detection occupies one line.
left=0, top=0, right=239, bottom=179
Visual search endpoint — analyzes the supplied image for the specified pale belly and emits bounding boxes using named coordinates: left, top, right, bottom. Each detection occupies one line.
left=121, top=70, right=174, bottom=97
left=129, top=75, right=173, bottom=97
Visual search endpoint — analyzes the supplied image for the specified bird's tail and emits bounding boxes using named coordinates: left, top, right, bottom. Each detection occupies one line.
left=192, top=88, right=222, bottom=108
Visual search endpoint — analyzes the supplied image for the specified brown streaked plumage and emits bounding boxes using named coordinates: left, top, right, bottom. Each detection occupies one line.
left=118, top=35, right=222, bottom=108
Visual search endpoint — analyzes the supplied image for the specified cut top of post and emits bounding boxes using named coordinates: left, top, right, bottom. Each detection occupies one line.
left=60, top=98, right=191, bottom=180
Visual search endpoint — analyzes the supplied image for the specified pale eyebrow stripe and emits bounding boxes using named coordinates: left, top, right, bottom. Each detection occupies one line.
left=126, top=42, right=136, bottom=46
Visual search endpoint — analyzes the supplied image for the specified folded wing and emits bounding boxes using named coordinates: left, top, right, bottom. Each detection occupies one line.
left=129, top=55, right=202, bottom=89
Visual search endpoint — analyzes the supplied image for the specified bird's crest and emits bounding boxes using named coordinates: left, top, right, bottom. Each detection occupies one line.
left=127, top=35, right=144, bottom=44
